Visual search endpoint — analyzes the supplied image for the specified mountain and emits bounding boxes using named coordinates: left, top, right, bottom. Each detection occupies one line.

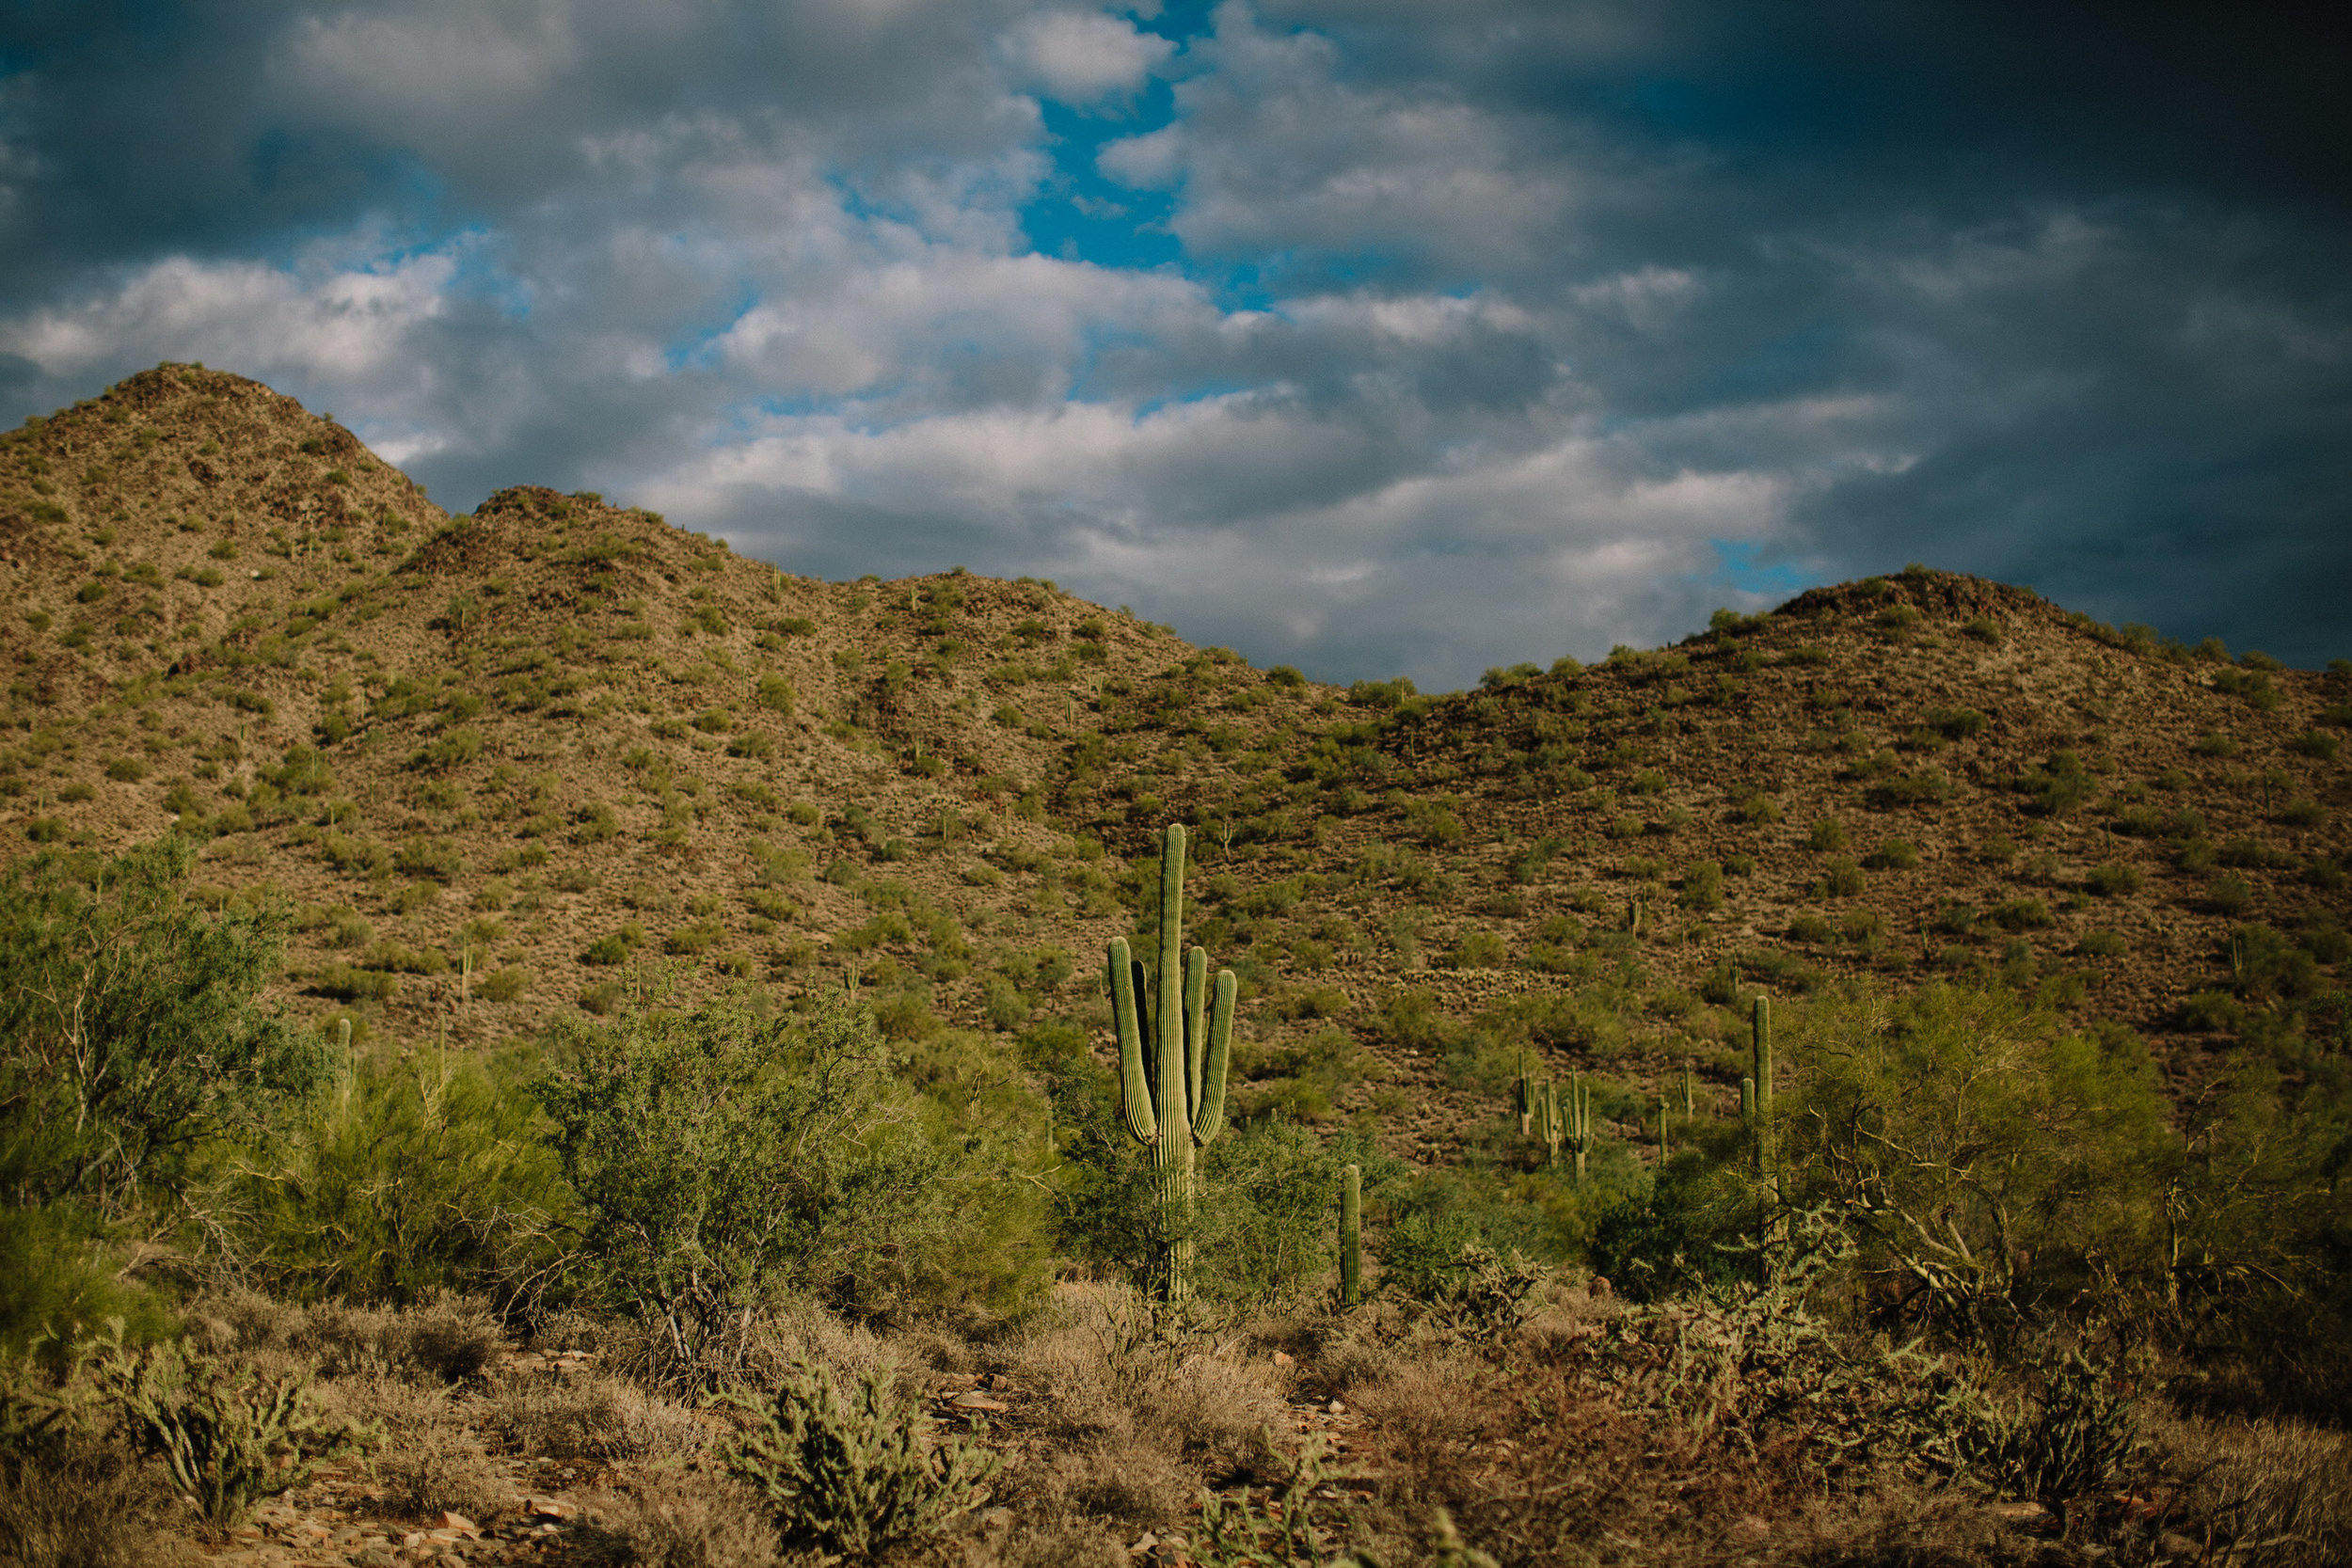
left=3, top=365, right=2347, bottom=1153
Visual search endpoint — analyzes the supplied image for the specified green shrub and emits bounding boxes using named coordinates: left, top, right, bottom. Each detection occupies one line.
left=1864, top=839, right=1919, bottom=870
left=2019, top=752, right=2093, bottom=816
left=0, top=838, right=327, bottom=1212
left=394, top=838, right=465, bottom=880
left=721, top=1357, right=997, bottom=1556
left=0, top=1203, right=178, bottom=1355
left=535, top=993, right=1008, bottom=1385
left=1815, top=858, right=1867, bottom=897
left=1807, top=818, right=1847, bottom=851
left=2084, top=863, right=2142, bottom=897
left=230, top=1051, right=568, bottom=1304
left=1786, top=986, right=2172, bottom=1333
left=476, top=967, right=529, bottom=1004
left=1987, top=897, right=2053, bottom=931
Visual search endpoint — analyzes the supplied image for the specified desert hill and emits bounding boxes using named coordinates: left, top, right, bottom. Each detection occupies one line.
left=2, top=365, right=2347, bottom=1160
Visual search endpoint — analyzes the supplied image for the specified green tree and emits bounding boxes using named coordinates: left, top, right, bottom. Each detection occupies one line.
left=535, top=990, right=949, bottom=1386
left=0, top=838, right=328, bottom=1213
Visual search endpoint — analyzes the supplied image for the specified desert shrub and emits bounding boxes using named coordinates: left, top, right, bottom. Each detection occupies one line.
left=2085, top=863, right=2142, bottom=896
left=0, top=838, right=327, bottom=1218
left=230, top=1052, right=570, bottom=1307
left=1784, top=986, right=2172, bottom=1334
left=720, top=1357, right=997, bottom=1556
left=490, top=1370, right=705, bottom=1463
left=1814, top=857, right=1866, bottom=897
left=1677, top=861, right=1724, bottom=911
left=1806, top=818, right=1847, bottom=851
left=2019, top=751, right=2094, bottom=816
left=536, top=992, right=1017, bottom=1385
left=394, top=838, right=464, bottom=880
left=476, top=967, right=529, bottom=1003
left=1863, top=839, right=1919, bottom=870
left=1987, top=897, right=2053, bottom=931
left=1442, top=927, right=1507, bottom=969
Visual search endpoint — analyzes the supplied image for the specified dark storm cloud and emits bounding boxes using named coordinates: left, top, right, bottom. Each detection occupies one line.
left=1, top=1, right=2345, bottom=685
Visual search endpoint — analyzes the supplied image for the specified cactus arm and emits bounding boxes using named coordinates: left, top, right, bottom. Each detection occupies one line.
left=1109, top=938, right=1157, bottom=1144
left=1184, top=945, right=1208, bottom=1115
left=1191, top=968, right=1235, bottom=1146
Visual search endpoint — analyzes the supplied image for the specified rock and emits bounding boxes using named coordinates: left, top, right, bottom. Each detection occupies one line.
left=1272, top=1351, right=1295, bottom=1367
left=437, top=1513, right=480, bottom=1538
left=354, top=1551, right=396, bottom=1568
left=1588, top=1276, right=1613, bottom=1298
left=2158, top=1532, right=2202, bottom=1559
left=948, top=1391, right=1009, bottom=1411
left=523, top=1498, right=575, bottom=1521
left=1327, top=1399, right=1345, bottom=1415
left=980, top=1508, right=1017, bottom=1531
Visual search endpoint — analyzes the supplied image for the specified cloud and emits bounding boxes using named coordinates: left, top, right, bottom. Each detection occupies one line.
left=1009, top=9, right=1175, bottom=102
left=0, top=0, right=2344, bottom=680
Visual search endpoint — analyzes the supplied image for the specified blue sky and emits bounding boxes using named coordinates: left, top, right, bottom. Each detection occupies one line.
left=1, top=1, right=2345, bottom=686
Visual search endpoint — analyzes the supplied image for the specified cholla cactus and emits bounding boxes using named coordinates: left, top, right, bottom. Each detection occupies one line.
left=1108, top=824, right=1234, bottom=1302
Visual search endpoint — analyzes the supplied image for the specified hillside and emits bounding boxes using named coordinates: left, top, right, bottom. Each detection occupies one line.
left=2, top=366, right=2348, bottom=1162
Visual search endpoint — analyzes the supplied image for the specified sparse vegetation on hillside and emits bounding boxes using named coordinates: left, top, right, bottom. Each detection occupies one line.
left=1, top=370, right=2348, bottom=1566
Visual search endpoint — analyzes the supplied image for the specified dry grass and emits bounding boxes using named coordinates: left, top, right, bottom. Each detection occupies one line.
left=487, top=1369, right=708, bottom=1463
left=0, top=1431, right=194, bottom=1568
left=2154, top=1412, right=2352, bottom=1567
left=586, top=1477, right=779, bottom=1568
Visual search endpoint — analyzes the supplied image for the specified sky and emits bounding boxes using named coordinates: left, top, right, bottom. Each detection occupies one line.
left=1, top=2, right=2346, bottom=689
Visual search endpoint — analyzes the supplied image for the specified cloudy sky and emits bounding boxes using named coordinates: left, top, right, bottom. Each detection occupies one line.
left=3, top=2, right=2346, bottom=686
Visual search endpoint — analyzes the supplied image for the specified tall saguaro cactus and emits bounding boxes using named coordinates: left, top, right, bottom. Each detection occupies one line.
left=1109, top=824, right=1234, bottom=1302
left=1750, top=994, right=1775, bottom=1192
left=1338, top=1164, right=1363, bottom=1308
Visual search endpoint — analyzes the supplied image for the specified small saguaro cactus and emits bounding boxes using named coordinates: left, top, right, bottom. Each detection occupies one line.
left=1538, top=1074, right=1592, bottom=1179
left=1109, top=823, right=1235, bottom=1303
left=1751, top=994, right=1775, bottom=1192
left=1659, top=1091, right=1670, bottom=1159
left=1513, top=1050, right=1537, bottom=1138
left=1339, top=1163, right=1363, bottom=1308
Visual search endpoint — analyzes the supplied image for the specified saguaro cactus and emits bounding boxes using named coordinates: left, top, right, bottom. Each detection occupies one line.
left=1339, top=1164, right=1363, bottom=1308
left=1109, top=824, right=1234, bottom=1302
left=1751, top=994, right=1774, bottom=1190
left=1512, top=1050, right=1536, bottom=1138
left=1538, top=1074, right=1592, bottom=1179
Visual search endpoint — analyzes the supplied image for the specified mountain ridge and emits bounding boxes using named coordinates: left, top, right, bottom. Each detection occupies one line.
left=1, top=364, right=2346, bottom=1163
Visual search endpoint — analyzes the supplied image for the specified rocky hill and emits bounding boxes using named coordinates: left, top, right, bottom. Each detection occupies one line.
left=2, top=365, right=2346, bottom=1160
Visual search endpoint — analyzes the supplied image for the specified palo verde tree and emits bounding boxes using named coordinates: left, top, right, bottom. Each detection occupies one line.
left=1108, top=823, right=1234, bottom=1301
left=0, top=836, right=328, bottom=1216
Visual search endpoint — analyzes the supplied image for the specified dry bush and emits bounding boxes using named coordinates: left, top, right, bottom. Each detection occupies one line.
left=370, top=1414, right=514, bottom=1523
left=1133, top=1349, right=1284, bottom=1474
left=188, top=1289, right=502, bottom=1386
left=982, top=1518, right=1128, bottom=1568
left=1311, top=1332, right=1399, bottom=1397
left=488, top=1370, right=707, bottom=1463
left=0, top=1430, right=192, bottom=1568
left=997, top=1286, right=1133, bottom=1440
left=1344, top=1346, right=1483, bottom=1489
left=1032, top=1440, right=1192, bottom=1531
left=393, top=1293, right=503, bottom=1383
left=587, top=1476, right=779, bottom=1568
left=2155, top=1413, right=2352, bottom=1567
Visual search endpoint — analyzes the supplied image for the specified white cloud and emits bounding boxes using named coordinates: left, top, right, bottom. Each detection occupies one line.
left=1010, top=9, right=1175, bottom=101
